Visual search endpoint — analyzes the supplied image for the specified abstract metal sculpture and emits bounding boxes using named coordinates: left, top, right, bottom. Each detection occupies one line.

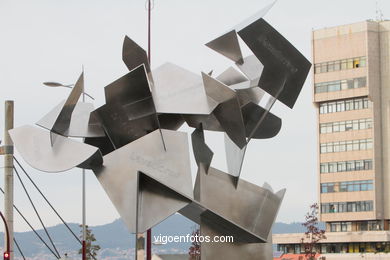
left=9, top=3, right=310, bottom=259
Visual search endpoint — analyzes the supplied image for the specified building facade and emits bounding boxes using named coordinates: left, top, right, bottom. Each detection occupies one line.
left=274, top=20, right=390, bottom=257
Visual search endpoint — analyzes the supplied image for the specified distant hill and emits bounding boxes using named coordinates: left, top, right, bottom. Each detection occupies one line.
left=0, top=215, right=323, bottom=259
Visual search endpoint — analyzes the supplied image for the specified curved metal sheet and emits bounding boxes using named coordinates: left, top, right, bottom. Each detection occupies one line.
left=9, top=125, right=102, bottom=173
left=37, top=101, right=105, bottom=138
left=242, top=102, right=282, bottom=139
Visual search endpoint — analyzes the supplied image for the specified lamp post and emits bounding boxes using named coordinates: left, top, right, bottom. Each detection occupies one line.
left=1, top=101, right=14, bottom=260
left=43, top=81, right=93, bottom=260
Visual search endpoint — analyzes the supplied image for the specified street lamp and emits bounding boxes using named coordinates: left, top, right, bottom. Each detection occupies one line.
left=43, top=81, right=94, bottom=260
left=0, top=211, right=10, bottom=260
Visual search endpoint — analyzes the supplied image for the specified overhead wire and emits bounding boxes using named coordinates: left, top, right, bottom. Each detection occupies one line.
left=13, top=156, right=98, bottom=260
left=0, top=187, right=60, bottom=259
left=13, top=166, right=61, bottom=258
left=13, top=237, right=26, bottom=260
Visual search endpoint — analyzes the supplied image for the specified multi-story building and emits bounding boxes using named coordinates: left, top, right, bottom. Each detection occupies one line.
left=273, top=20, right=390, bottom=258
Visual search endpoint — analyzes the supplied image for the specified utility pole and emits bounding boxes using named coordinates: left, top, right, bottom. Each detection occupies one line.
left=82, top=91, right=87, bottom=260
left=3, top=101, right=14, bottom=260
left=146, top=0, right=152, bottom=259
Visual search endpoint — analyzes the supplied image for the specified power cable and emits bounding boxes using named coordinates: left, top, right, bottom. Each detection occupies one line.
left=14, top=237, right=26, bottom=260
left=13, top=156, right=97, bottom=260
left=0, top=187, right=60, bottom=259
left=14, top=166, right=61, bottom=258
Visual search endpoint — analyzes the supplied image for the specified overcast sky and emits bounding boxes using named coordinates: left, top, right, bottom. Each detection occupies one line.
left=0, top=0, right=389, bottom=232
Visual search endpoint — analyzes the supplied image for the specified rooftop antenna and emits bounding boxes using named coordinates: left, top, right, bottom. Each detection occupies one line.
left=376, top=0, right=384, bottom=22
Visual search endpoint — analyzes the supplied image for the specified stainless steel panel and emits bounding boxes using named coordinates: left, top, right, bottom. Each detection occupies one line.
left=205, top=30, right=243, bottom=64
left=151, top=63, right=217, bottom=115
left=93, top=129, right=193, bottom=233
left=9, top=125, right=102, bottom=172
left=37, top=101, right=105, bottom=138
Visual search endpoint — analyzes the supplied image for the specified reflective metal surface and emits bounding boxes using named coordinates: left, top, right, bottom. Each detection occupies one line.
left=202, top=73, right=246, bottom=149
left=205, top=30, right=243, bottom=64
left=151, top=63, right=217, bottom=115
left=242, top=102, right=282, bottom=139
left=37, top=101, right=105, bottom=138
left=9, top=125, right=102, bottom=172
left=224, top=133, right=246, bottom=179
left=237, top=18, right=311, bottom=108
left=50, top=72, right=84, bottom=144
left=180, top=166, right=285, bottom=244
left=201, top=225, right=273, bottom=260
left=191, top=126, right=213, bottom=173
left=92, top=129, right=193, bottom=233
left=95, top=65, right=161, bottom=149
left=122, top=36, right=150, bottom=73
left=11, top=4, right=312, bottom=258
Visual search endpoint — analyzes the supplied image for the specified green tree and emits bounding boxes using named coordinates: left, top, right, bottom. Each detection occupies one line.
left=79, top=225, right=101, bottom=259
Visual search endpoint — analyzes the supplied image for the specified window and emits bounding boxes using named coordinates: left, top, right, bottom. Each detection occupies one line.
left=320, top=159, right=373, bottom=173
left=314, top=56, right=367, bottom=74
left=321, top=201, right=373, bottom=213
left=319, top=98, right=371, bottom=114
left=319, top=118, right=372, bottom=134
left=321, top=180, right=373, bottom=193
left=320, top=139, right=372, bottom=154
left=353, top=58, right=360, bottom=68
left=321, top=63, right=327, bottom=73
left=315, top=77, right=367, bottom=93
left=315, top=64, right=321, bottom=74
left=347, top=59, right=353, bottom=69
left=334, top=60, right=341, bottom=71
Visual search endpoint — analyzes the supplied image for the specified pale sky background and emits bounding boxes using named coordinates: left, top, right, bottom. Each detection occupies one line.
left=0, top=0, right=389, bottom=232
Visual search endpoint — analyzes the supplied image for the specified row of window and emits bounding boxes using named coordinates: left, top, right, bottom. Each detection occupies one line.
left=320, top=159, right=373, bottom=173
left=314, top=56, right=367, bottom=74
left=319, top=97, right=371, bottom=114
left=315, top=77, right=366, bottom=94
left=321, top=180, right=373, bottom=193
left=320, top=139, right=372, bottom=154
left=320, top=118, right=372, bottom=134
left=278, top=242, right=390, bottom=254
left=321, top=200, right=373, bottom=214
left=328, top=220, right=383, bottom=232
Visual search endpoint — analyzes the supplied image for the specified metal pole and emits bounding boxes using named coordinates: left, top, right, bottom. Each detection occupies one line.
left=0, top=211, right=10, bottom=256
left=4, top=101, right=14, bottom=260
left=82, top=92, right=87, bottom=260
left=146, top=1, right=152, bottom=259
